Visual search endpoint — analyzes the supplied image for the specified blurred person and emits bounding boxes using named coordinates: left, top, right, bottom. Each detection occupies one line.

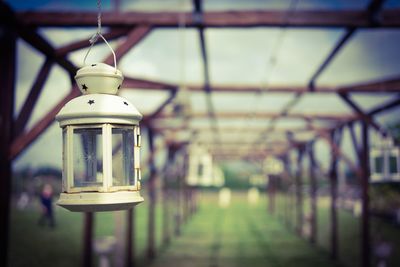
left=38, top=183, right=56, bottom=228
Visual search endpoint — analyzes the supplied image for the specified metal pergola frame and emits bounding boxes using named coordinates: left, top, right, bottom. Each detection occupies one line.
left=1, top=0, right=400, bottom=267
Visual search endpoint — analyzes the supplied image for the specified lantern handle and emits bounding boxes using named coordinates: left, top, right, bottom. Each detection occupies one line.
left=83, top=33, right=118, bottom=72
left=83, top=0, right=117, bottom=73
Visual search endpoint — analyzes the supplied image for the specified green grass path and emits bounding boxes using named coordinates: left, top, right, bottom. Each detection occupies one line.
left=149, top=196, right=340, bottom=267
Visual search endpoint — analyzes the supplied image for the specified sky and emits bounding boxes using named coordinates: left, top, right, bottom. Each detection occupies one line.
left=8, top=0, right=400, bottom=177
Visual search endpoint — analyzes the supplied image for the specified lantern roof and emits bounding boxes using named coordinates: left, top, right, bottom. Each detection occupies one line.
left=56, top=94, right=142, bottom=127
left=56, top=63, right=142, bottom=127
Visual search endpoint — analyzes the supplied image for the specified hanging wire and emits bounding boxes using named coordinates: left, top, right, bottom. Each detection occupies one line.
left=250, top=0, right=299, bottom=120
left=83, top=0, right=118, bottom=72
left=239, top=0, right=299, bottom=156
left=179, top=3, right=187, bottom=90
left=178, top=0, right=194, bottom=139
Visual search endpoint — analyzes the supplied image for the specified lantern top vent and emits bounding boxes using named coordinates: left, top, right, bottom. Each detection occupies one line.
left=75, top=63, right=123, bottom=95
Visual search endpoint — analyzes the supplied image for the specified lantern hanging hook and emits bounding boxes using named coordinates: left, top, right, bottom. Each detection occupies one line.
left=83, top=0, right=118, bottom=72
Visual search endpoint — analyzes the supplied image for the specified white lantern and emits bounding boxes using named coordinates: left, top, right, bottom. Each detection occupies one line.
left=172, top=87, right=191, bottom=119
left=212, top=165, right=225, bottom=187
left=263, top=156, right=284, bottom=175
left=186, top=144, right=213, bottom=186
left=370, top=137, right=400, bottom=182
left=56, top=63, right=144, bottom=212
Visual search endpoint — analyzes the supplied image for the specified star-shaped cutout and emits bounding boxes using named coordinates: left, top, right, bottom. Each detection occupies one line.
left=88, top=100, right=95, bottom=105
left=123, top=101, right=128, bottom=106
left=82, top=84, right=88, bottom=91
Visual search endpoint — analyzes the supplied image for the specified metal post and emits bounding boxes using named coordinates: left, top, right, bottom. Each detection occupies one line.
left=296, top=148, right=304, bottom=235
left=268, top=175, right=276, bottom=215
left=83, top=213, right=94, bottom=267
left=361, top=121, right=370, bottom=267
left=329, top=129, right=342, bottom=260
left=125, top=209, right=135, bottom=267
left=162, top=145, right=176, bottom=245
left=182, top=152, right=189, bottom=223
left=282, top=156, right=290, bottom=228
left=147, top=128, right=157, bottom=260
left=0, top=19, right=16, bottom=267
left=309, top=143, right=317, bottom=244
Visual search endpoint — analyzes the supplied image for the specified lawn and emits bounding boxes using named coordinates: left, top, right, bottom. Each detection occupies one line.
left=8, top=194, right=164, bottom=267
left=149, top=191, right=340, bottom=267
left=8, top=191, right=400, bottom=267
left=275, top=193, right=400, bottom=267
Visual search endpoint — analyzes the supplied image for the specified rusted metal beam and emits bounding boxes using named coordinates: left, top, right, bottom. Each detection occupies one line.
left=154, top=111, right=356, bottom=121
left=154, top=125, right=330, bottom=133
left=14, top=59, right=53, bottom=136
left=146, top=127, right=157, bottom=260
left=16, top=9, right=400, bottom=28
left=0, top=3, right=77, bottom=76
left=339, top=77, right=400, bottom=93
left=339, top=92, right=386, bottom=134
left=122, top=76, right=400, bottom=94
left=308, top=143, right=317, bottom=245
left=360, top=121, right=371, bottom=267
left=0, top=20, right=16, bottom=267
left=308, top=0, right=385, bottom=91
left=143, top=90, right=178, bottom=124
left=314, top=126, right=361, bottom=176
left=83, top=213, right=94, bottom=267
left=56, top=28, right=130, bottom=56
left=10, top=87, right=80, bottom=160
left=295, top=147, right=304, bottom=235
left=123, top=76, right=176, bottom=90
left=368, top=95, right=400, bottom=116
left=104, top=26, right=152, bottom=65
left=308, top=0, right=386, bottom=90
left=193, top=0, right=219, bottom=143
left=349, top=123, right=361, bottom=163
left=308, top=28, right=355, bottom=90
left=162, top=145, right=178, bottom=246
left=329, top=128, right=343, bottom=260
left=125, top=209, right=135, bottom=267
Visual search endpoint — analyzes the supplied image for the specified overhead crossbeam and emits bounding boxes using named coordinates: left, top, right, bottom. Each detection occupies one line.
left=122, top=76, right=400, bottom=94
left=17, top=9, right=400, bottom=28
left=308, top=0, right=386, bottom=90
left=153, top=111, right=355, bottom=121
left=338, top=92, right=386, bottom=135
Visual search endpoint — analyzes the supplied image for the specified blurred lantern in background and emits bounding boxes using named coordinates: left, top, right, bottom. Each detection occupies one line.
left=172, top=86, right=192, bottom=120
left=186, top=144, right=216, bottom=187
left=249, top=174, right=268, bottom=188
left=55, top=63, right=143, bottom=212
left=212, top=165, right=225, bottom=187
left=263, top=156, right=284, bottom=175
left=370, top=136, right=400, bottom=182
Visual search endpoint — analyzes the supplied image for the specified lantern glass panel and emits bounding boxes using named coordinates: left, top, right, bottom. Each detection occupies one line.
left=73, top=128, right=103, bottom=187
left=389, top=155, right=398, bottom=174
left=374, top=155, right=384, bottom=174
left=112, top=127, right=135, bottom=187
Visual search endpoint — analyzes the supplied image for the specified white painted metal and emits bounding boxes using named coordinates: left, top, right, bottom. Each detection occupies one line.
left=370, top=137, right=400, bottom=183
left=56, top=63, right=144, bottom=212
